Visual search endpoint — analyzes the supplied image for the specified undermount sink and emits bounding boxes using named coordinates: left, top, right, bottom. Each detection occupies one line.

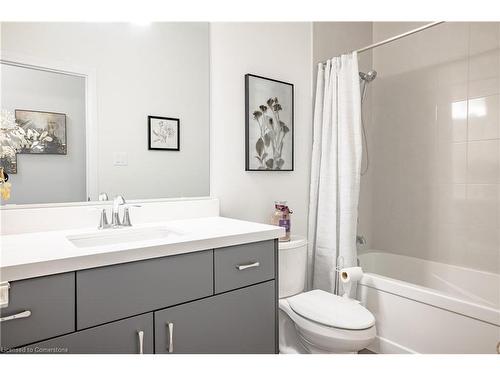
left=67, top=226, right=184, bottom=248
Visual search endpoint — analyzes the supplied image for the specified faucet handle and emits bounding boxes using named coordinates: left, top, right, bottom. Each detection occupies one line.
left=122, top=207, right=132, bottom=227
left=97, top=208, right=110, bottom=230
left=356, top=235, right=367, bottom=246
left=121, top=205, right=141, bottom=227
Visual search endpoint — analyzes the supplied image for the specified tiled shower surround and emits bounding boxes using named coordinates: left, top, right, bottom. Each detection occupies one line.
left=360, top=22, right=499, bottom=273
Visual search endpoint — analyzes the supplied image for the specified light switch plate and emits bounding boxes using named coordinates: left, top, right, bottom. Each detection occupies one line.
left=113, top=152, right=128, bottom=166
left=0, top=282, right=10, bottom=308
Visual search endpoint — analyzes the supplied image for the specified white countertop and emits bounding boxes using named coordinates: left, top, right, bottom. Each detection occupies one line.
left=0, top=216, right=284, bottom=282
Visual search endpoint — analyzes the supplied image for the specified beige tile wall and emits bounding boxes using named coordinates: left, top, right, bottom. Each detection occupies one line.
left=361, top=22, right=499, bottom=273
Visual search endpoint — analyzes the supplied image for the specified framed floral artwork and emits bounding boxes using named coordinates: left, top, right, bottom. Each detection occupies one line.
left=15, top=109, right=67, bottom=155
left=148, top=116, right=180, bottom=151
left=245, top=74, right=294, bottom=171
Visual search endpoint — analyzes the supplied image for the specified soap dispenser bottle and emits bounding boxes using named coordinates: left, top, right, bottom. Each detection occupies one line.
left=271, top=201, right=292, bottom=242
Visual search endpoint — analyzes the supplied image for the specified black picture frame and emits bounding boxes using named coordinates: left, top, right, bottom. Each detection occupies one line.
left=148, top=116, right=180, bottom=151
left=245, top=74, right=294, bottom=171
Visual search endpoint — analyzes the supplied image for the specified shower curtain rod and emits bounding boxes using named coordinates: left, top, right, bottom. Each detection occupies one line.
left=356, top=21, right=444, bottom=53
left=323, top=21, right=445, bottom=63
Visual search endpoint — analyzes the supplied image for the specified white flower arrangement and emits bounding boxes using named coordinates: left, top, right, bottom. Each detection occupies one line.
left=0, top=109, right=54, bottom=157
left=1, top=109, right=27, bottom=156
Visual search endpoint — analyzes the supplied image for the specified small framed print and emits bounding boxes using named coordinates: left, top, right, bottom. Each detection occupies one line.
left=148, top=116, right=180, bottom=151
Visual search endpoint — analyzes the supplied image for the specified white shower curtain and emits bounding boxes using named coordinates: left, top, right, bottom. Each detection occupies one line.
left=307, top=53, right=362, bottom=295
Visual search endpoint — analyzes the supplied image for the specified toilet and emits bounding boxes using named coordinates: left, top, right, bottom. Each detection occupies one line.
left=278, top=236, right=376, bottom=354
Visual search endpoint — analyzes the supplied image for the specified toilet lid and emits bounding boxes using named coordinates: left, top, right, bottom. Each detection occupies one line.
left=287, top=289, right=375, bottom=330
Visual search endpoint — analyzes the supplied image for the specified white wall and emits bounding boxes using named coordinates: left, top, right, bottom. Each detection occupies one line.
left=1, top=22, right=210, bottom=201
left=1, top=64, right=86, bottom=204
left=210, top=23, right=313, bottom=236
left=313, top=22, right=373, bottom=68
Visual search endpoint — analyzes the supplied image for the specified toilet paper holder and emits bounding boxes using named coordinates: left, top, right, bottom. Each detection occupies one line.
left=334, top=256, right=364, bottom=298
left=334, top=256, right=345, bottom=296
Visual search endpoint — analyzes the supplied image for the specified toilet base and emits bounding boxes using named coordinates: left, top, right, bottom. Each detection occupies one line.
left=279, top=309, right=308, bottom=353
left=279, top=310, right=359, bottom=354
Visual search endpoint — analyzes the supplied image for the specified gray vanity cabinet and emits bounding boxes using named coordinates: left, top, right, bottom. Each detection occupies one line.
left=2, top=240, right=278, bottom=354
left=154, top=281, right=276, bottom=354
left=18, top=313, right=153, bottom=354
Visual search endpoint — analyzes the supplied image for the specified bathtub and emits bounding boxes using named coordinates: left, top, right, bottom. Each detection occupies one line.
left=357, top=251, right=500, bottom=354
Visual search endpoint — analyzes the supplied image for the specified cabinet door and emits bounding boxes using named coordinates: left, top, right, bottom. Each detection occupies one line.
left=155, top=281, right=276, bottom=354
left=0, top=272, right=75, bottom=351
left=16, top=313, right=153, bottom=354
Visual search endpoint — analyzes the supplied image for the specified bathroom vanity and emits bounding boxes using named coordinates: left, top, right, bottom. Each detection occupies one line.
left=0, top=200, right=283, bottom=354
left=0, top=24, right=282, bottom=355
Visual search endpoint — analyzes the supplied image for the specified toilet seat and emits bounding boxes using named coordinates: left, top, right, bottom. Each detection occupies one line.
left=287, top=289, right=375, bottom=330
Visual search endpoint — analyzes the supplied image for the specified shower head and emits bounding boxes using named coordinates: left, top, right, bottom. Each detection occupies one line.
left=360, top=70, right=377, bottom=103
left=359, top=70, right=377, bottom=82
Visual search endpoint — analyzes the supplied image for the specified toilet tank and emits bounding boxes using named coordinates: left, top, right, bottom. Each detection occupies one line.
left=278, top=236, right=308, bottom=298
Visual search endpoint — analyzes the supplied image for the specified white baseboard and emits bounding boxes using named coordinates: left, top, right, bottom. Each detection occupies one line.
left=368, top=336, right=417, bottom=354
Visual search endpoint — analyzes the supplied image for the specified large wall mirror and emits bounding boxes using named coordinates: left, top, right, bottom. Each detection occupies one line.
left=0, top=22, right=210, bottom=205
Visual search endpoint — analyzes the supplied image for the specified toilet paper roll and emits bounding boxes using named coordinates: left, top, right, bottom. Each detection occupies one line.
left=340, top=267, right=363, bottom=284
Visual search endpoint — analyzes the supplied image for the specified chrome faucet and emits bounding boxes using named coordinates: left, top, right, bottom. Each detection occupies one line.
left=111, top=195, right=126, bottom=227
left=96, top=194, right=141, bottom=229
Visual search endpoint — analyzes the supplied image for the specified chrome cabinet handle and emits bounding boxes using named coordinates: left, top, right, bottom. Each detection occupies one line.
left=167, top=322, right=174, bottom=353
left=0, top=310, right=31, bottom=323
left=137, top=330, right=144, bottom=354
left=236, top=261, right=260, bottom=271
